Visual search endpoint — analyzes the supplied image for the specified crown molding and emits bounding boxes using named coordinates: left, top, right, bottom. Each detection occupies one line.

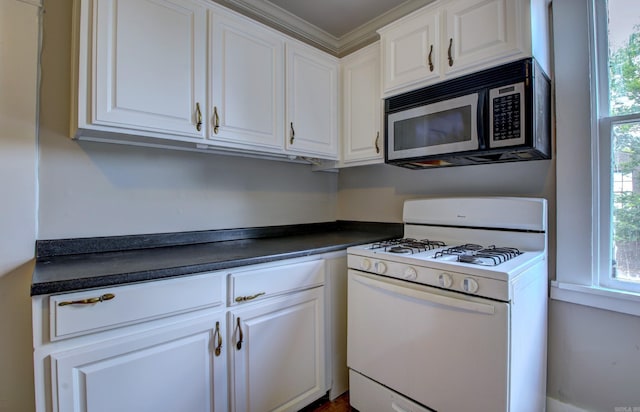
left=213, top=0, right=437, bottom=57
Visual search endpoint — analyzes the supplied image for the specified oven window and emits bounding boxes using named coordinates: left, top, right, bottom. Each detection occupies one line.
left=393, top=106, right=472, bottom=151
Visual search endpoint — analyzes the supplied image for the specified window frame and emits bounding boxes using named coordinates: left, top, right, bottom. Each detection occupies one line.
left=551, top=0, right=640, bottom=316
left=594, top=0, right=640, bottom=293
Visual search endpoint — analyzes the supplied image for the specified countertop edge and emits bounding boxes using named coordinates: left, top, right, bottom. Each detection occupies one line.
left=32, top=222, right=402, bottom=296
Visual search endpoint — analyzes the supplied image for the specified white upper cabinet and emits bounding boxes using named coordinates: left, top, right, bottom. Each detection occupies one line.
left=442, top=0, right=517, bottom=77
left=72, top=0, right=340, bottom=161
left=380, top=9, right=440, bottom=93
left=72, top=0, right=207, bottom=141
left=285, top=42, right=339, bottom=159
left=341, top=42, right=383, bottom=165
left=379, top=0, right=551, bottom=97
left=209, top=7, right=286, bottom=153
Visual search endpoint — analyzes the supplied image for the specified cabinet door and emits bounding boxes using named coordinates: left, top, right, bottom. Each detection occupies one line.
left=210, top=8, right=285, bottom=152
left=92, top=0, right=206, bottom=139
left=443, top=0, right=518, bottom=76
left=286, top=43, right=339, bottom=159
left=51, top=313, right=226, bottom=412
left=341, top=43, right=383, bottom=164
left=380, top=9, right=440, bottom=94
left=230, top=287, right=326, bottom=412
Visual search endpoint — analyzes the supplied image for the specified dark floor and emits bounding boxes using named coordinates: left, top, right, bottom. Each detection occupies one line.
left=302, top=391, right=352, bottom=412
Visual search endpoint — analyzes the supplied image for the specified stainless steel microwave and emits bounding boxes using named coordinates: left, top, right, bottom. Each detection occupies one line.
left=385, top=58, right=551, bottom=169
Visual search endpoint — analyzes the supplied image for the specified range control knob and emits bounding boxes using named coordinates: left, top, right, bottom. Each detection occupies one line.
left=360, top=258, right=371, bottom=271
left=438, top=273, right=453, bottom=288
left=462, top=277, right=479, bottom=294
left=403, top=266, right=417, bottom=280
left=374, top=261, right=387, bottom=274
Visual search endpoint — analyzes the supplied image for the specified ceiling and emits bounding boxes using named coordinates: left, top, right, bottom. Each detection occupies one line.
left=214, top=0, right=436, bottom=56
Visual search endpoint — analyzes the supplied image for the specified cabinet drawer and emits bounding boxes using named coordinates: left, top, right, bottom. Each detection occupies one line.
left=50, top=272, right=224, bottom=340
left=229, top=259, right=324, bottom=304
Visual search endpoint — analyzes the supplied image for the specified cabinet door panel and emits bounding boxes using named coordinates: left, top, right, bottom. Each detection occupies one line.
left=93, top=0, right=206, bottom=138
left=230, top=288, right=326, bottom=412
left=52, top=314, right=225, bottom=412
left=381, top=10, right=439, bottom=93
left=444, top=0, right=518, bottom=75
left=286, top=44, right=338, bottom=158
left=342, top=43, right=383, bottom=164
left=210, top=10, right=285, bottom=150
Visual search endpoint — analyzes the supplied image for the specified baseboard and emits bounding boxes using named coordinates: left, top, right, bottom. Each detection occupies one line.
left=547, top=397, right=591, bottom=412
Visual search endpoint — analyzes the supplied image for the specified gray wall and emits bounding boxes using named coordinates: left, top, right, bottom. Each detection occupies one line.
left=3, top=0, right=640, bottom=411
left=0, top=1, right=38, bottom=411
left=547, top=0, right=640, bottom=410
left=37, top=0, right=338, bottom=240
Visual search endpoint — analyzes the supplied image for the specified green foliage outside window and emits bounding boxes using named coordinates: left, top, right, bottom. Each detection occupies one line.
left=610, top=24, right=640, bottom=278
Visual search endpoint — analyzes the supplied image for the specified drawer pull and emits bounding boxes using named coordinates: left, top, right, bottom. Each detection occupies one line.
left=214, top=321, right=222, bottom=357
left=236, top=317, right=243, bottom=350
left=58, top=293, right=115, bottom=306
left=235, top=292, right=265, bottom=302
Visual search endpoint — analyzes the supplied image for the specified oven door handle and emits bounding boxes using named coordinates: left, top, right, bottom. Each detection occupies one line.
left=354, top=273, right=495, bottom=315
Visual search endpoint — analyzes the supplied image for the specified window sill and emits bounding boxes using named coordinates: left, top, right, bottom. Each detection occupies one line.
left=550, top=281, right=640, bottom=317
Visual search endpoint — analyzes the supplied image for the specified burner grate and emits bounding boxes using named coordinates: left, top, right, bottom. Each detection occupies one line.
left=435, top=245, right=522, bottom=266
left=368, top=238, right=446, bottom=254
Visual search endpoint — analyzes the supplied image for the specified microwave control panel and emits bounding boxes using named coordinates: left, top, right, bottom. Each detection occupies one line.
left=489, top=82, right=525, bottom=147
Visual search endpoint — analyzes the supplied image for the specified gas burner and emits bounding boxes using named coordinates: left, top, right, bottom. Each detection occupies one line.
left=369, top=238, right=446, bottom=254
left=388, top=246, right=413, bottom=254
left=434, top=245, right=522, bottom=266
left=368, top=239, right=405, bottom=250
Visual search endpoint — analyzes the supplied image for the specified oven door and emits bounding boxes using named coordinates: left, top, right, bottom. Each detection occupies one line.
left=347, top=270, right=509, bottom=412
left=387, top=93, right=480, bottom=160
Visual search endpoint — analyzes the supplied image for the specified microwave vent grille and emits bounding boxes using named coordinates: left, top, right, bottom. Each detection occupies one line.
left=386, top=58, right=530, bottom=112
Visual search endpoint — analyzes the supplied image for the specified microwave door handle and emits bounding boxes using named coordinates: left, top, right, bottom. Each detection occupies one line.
left=477, top=90, right=488, bottom=148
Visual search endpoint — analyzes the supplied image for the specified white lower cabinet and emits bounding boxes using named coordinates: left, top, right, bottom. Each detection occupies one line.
left=229, top=287, right=326, bottom=412
left=33, top=272, right=228, bottom=412
left=51, top=312, right=226, bottom=412
left=33, top=254, right=342, bottom=412
left=227, top=258, right=328, bottom=412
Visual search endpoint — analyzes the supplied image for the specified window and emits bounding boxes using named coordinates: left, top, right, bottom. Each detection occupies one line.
left=595, top=0, right=640, bottom=292
left=552, top=0, right=640, bottom=316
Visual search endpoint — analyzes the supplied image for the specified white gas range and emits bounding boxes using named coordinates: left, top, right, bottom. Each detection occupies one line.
left=346, top=197, right=548, bottom=412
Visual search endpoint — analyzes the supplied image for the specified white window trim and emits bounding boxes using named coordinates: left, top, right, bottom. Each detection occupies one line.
left=551, top=281, right=640, bottom=316
left=551, top=0, right=640, bottom=316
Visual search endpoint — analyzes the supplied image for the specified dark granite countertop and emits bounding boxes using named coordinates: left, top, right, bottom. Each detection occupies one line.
left=32, top=221, right=402, bottom=296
